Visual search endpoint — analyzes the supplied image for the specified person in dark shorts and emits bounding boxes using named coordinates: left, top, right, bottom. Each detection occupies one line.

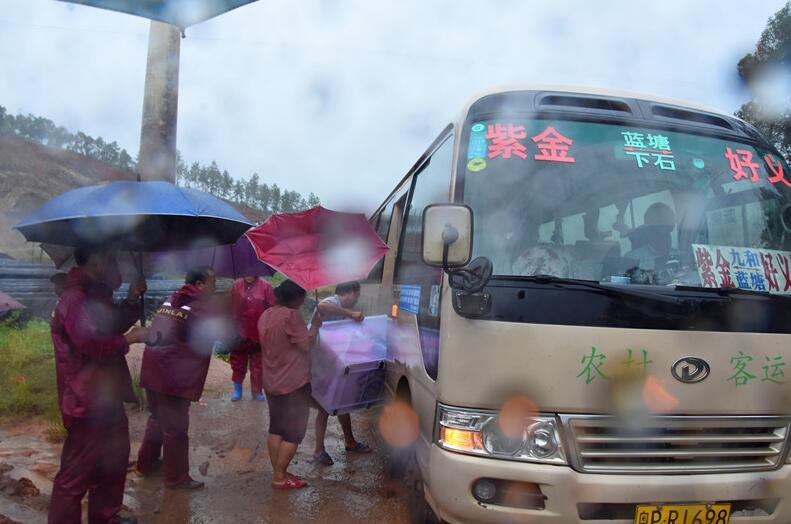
left=258, top=280, right=322, bottom=490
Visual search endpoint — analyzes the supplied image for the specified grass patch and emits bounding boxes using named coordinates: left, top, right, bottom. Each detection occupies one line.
left=0, top=318, right=65, bottom=440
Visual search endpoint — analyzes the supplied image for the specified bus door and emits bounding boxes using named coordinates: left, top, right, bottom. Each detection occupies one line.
left=381, top=191, right=409, bottom=307
left=390, top=132, right=454, bottom=474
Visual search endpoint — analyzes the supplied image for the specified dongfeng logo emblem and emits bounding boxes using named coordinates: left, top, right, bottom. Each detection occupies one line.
left=671, top=357, right=710, bottom=384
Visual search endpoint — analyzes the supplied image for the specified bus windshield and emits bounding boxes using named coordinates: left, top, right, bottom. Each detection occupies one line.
left=463, top=118, right=791, bottom=293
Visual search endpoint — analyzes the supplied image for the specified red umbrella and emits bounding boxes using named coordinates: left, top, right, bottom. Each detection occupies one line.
left=0, top=291, right=25, bottom=314
left=245, top=207, right=388, bottom=290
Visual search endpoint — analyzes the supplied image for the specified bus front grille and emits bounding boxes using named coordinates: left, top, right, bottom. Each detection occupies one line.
left=560, top=415, right=790, bottom=474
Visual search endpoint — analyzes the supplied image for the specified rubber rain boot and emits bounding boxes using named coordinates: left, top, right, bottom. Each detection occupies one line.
left=231, top=382, right=243, bottom=402
left=254, top=392, right=265, bottom=401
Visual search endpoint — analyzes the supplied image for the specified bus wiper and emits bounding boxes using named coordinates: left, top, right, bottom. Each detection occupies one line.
left=674, top=285, right=785, bottom=300
left=519, top=274, right=685, bottom=305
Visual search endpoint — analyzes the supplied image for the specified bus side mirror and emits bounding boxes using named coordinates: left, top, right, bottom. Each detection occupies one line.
left=422, top=204, right=473, bottom=269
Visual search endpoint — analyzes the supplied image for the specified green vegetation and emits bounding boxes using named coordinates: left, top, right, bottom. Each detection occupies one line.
left=0, top=105, right=320, bottom=217
left=736, top=1, right=791, bottom=161
left=178, top=159, right=320, bottom=216
left=0, top=317, right=65, bottom=441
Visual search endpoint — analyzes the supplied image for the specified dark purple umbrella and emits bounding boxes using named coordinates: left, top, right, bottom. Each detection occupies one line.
left=153, top=234, right=274, bottom=279
left=42, top=233, right=273, bottom=280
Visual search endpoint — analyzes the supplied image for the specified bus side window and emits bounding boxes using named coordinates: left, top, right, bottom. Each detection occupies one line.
left=394, top=134, right=454, bottom=380
left=365, top=206, right=393, bottom=283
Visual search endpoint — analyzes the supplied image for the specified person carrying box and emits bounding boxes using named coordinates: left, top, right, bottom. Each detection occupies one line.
left=312, top=281, right=372, bottom=466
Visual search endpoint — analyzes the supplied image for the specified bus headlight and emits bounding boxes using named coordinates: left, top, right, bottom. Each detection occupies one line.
left=482, top=418, right=525, bottom=455
left=437, top=405, right=566, bottom=464
left=526, top=421, right=559, bottom=459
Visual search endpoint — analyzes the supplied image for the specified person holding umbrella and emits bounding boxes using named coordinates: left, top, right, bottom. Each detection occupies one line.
left=48, top=246, right=149, bottom=524
left=258, top=280, right=322, bottom=490
left=229, top=275, right=275, bottom=401
left=136, top=266, right=221, bottom=490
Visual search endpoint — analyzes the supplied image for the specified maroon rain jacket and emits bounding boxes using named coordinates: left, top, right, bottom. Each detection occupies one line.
left=231, top=277, right=275, bottom=349
left=140, top=284, right=214, bottom=401
left=50, top=268, right=139, bottom=427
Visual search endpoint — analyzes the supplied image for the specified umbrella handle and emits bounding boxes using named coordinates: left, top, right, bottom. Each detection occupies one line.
left=139, top=291, right=146, bottom=327
left=137, top=252, right=146, bottom=327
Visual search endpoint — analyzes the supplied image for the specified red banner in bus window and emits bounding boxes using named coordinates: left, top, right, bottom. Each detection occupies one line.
left=765, top=153, right=791, bottom=188
left=725, top=147, right=760, bottom=183
left=531, top=126, right=576, bottom=163
left=486, top=123, right=528, bottom=159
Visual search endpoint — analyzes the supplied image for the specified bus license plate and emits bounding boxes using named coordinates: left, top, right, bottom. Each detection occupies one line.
left=634, top=504, right=731, bottom=524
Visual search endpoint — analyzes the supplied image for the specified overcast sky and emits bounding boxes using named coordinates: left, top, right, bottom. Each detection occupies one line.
left=0, top=0, right=785, bottom=212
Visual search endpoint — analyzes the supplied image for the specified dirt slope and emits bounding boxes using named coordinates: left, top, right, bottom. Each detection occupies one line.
left=0, top=134, right=134, bottom=260
left=0, top=134, right=267, bottom=261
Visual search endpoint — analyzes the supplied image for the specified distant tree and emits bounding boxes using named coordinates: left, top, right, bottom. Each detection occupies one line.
left=0, top=104, right=320, bottom=212
left=204, top=162, right=220, bottom=195
left=270, top=184, right=282, bottom=214
left=174, top=151, right=188, bottom=186
left=220, top=170, right=232, bottom=198
left=280, top=190, right=304, bottom=213
left=187, top=162, right=201, bottom=189
left=232, top=179, right=245, bottom=201
left=307, top=192, right=321, bottom=208
left=246, top=173, right=260, bottom=208
left=736, top=1, right=791, bottom=161
left=0, top=105, right=137, bottom=172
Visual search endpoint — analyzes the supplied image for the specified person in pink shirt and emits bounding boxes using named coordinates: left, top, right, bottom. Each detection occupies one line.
left=258, top=280, right=322, bottom=490
left=230, top=275, right=275, bottom=401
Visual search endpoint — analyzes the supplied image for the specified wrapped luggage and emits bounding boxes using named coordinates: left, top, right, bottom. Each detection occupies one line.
left=311, top=315, right=388, bottom=415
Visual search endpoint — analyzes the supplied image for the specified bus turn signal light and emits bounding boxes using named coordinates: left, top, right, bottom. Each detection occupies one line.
left=440, top=427, right=483, bottom=452
left=391, top=304, right=399, bottom=317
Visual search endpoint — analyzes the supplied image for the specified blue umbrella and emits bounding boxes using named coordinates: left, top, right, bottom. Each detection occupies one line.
left=15, top=181, right=252, bottom=251
left=57, top=0, right=258, bottom=29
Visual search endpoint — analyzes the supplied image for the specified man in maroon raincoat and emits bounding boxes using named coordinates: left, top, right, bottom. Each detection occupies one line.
left=229, top=275, right=275, bottom=401
left=49, top=246, right=148, bottom=524
left=136, top=266, right=219, bottom=489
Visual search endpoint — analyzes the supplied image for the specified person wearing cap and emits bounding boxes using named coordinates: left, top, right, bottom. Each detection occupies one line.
left=624, top=202, right=680, bottom=271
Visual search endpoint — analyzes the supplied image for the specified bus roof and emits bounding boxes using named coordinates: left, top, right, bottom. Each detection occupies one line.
left=458, top=84, right=738, bottom=123
left=369, top=86, right=757, bottom=218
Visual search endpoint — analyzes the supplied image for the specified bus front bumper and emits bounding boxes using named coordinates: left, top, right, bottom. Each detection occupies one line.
left=428, top=446, right=791, bottom=523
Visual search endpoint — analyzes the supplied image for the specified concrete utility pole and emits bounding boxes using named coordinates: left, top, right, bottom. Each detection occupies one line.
left=137, top=21, right=181, bottom=182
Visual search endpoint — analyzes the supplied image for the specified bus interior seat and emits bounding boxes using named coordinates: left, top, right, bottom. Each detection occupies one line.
left=512, top=243, right=574, bottom=278
left=572, top=240, right=621, bottom=280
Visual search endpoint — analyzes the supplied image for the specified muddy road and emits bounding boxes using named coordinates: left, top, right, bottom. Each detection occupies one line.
left=126, top=398, right=410, bottom=523
left=0, top=347, right=411, bottom=523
